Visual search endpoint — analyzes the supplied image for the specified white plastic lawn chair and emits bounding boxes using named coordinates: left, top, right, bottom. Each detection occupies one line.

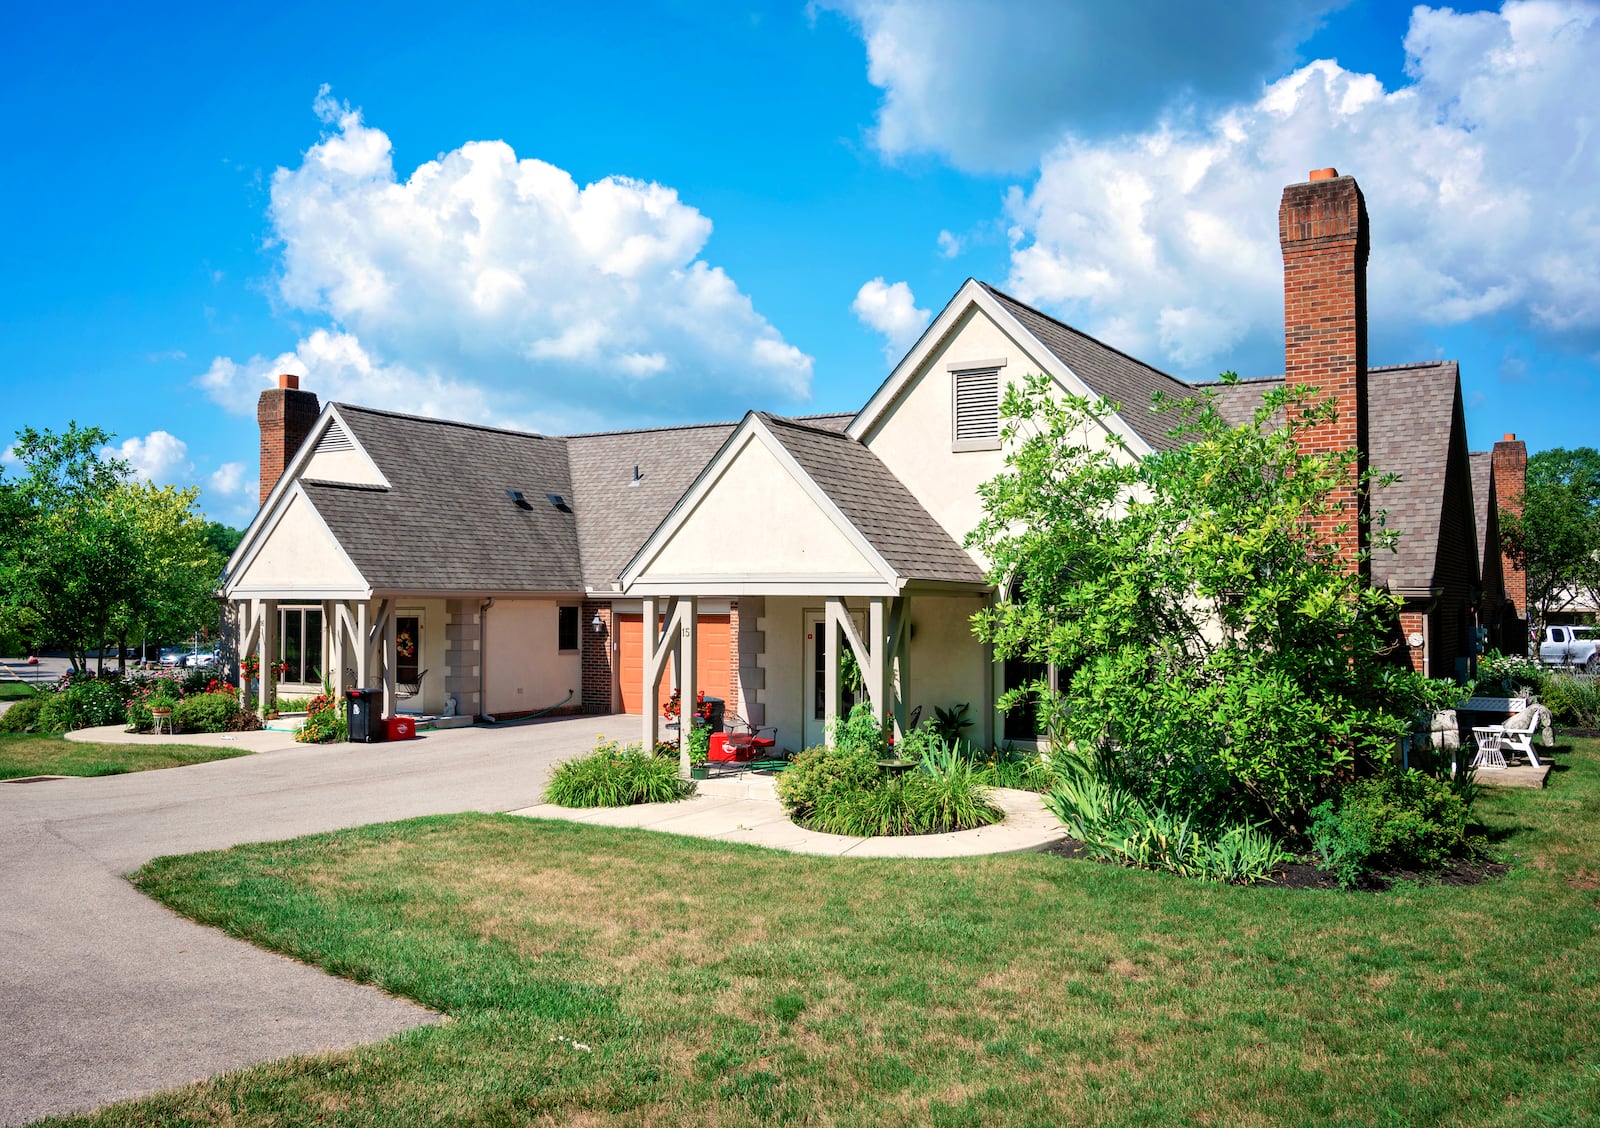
left=1477, top=704, right=1552, bottom=769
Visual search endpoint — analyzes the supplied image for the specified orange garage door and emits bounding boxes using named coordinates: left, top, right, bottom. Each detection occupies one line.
left=617, top=613, right=732, bottom=716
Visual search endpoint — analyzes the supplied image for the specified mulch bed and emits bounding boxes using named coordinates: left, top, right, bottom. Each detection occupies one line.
left=1555, top=727, right=1600, bottom=739
left=1039, top=837, right=1509, bottom=891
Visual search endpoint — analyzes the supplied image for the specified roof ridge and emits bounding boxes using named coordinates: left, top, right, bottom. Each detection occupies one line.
left=333, top=403, right=559, bottom=442
left=760, top=412, right=863, bottom=442
left=1368, top=360, right=1453, bottom=373
left=979, top=281, right=1192, bottom=392
left=1191, top=375, right=1286, bottom=387
left=562, top=419, right=740, bottom=439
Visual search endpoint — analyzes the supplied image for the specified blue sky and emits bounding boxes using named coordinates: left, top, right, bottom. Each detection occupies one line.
left=3, top=0, right=1596, bottom=525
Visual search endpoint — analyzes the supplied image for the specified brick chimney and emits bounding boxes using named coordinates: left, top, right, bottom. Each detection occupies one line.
left=1280, top=167, right=1370, bottom=579
left=1493, top=432, right=1528, bottom=623
left=257, top=374, right=320, bottom=505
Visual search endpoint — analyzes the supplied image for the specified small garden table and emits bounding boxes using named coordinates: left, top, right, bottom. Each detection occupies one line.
left=1470, top=727, right=1506, bottom=770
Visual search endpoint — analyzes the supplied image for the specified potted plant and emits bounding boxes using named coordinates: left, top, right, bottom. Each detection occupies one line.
left=688, top=724, right=711, bottom=779
left=149, top=689, right=179, bottom=732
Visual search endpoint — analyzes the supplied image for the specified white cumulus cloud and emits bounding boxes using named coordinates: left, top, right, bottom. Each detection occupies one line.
left=936, top=229, right=963, bottom=259
left=998, top=0, right=1600, bottom=376
left=852, top=278, right=930, bottom=359
left=208, top=462, right=250, bottom=496
left=238, top=87, right=812, bottom=429
left=821, top=0, right=1336, bottom=171
left=101, top=432, right=191, bottom=484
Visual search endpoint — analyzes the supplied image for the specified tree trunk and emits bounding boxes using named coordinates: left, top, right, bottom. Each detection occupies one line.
left=117, top=631, right=128, bottom=675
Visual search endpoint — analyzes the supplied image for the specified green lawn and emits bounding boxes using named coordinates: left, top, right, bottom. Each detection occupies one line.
left=41, top=740, right=1600, bottom=1127
left=0, top=733, right=250, bottom=780
left=0, top=680, right=41, bottom=701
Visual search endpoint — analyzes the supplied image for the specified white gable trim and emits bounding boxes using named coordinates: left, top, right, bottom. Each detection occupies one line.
left=222, top=480, right=371, bottom=600
left=620, top=413, right=900, bottom=592
left=845, top=279, right=1155, bottom=459
left=223, top=404, right=389, bottom=583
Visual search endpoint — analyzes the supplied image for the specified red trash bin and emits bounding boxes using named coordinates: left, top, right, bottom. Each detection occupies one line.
left=385, top=716, right=417, bottom=741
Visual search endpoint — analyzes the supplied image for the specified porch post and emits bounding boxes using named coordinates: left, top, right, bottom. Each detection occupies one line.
left=355, top=600, right=370, bottom=689
left=890, top=597, right=911, bottom=742
left=642, top=597, right=658, bottom=749
left=824, top=597, right=842, bottom=747
left=322, top=600, right=336, bottom=694
left=383, top=610, right=398, bottom=718
left=235, top=601, right=255, bottom=712
left=677, top=596, right=698, bottom=778
left=259, top=599, right=277, bottom=717
left=867, top=597, right=888, bottom=727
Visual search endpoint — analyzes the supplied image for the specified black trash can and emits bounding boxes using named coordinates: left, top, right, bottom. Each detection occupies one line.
left=346, top=688, right=384, bottom=743
left=702, top=696, right=725, bottom=733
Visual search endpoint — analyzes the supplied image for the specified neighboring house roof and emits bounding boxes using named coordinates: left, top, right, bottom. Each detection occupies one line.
left=1470, top=451, right=1494, bottom=571
left=1185, top=362, right=1467, bottom=595
left=790, top=412, right=854, bottom=433
left=566, top=423, right=737, bottom=590
left=306, top=405, right=582, bottom=592
left=758, top=414, right=987, bottom=585
left=980, top=284, right=1194, bottom=453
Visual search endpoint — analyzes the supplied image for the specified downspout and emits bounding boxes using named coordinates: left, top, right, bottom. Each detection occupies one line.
left=479, top=597, right=496, bottom=723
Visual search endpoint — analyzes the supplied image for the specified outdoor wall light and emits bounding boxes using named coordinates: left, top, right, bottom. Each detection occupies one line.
left=591, top=612, right=604, bottom=633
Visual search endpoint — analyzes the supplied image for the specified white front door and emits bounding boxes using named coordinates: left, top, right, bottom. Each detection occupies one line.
left=801, top=607, right=865, bottom=749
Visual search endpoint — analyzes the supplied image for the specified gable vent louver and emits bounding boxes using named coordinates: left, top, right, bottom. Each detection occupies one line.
left=315, top=421, right=355, bottom=455
left=953, top=368, right=1001, bottom=448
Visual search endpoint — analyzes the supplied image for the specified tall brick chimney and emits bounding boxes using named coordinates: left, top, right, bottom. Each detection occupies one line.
left=257, top=374, right=320, bottom=505
left=1493, top=432, right=1528, bottom=628
left=1280, top=167, right=1370, bottom=579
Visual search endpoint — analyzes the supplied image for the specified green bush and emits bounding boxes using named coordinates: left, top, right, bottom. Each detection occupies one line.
left=295, top=708, right=347, bottom=744
left=1477, top=650, right=1544, bottom=695
left=775, top=741, right=881, bottom=823
left=0, top=695, right=46, bottom=733
left=1044, top=765, right=1288, bottom=884
left=1539, top=674, right=1600, bottom=728
left=172, top=691, right=243, bottom=734
left=35, top=678, right=126, bottom=732
left=1308, top=769, right=1472, bottom=886
left=544, top=740, right=695, bottom=807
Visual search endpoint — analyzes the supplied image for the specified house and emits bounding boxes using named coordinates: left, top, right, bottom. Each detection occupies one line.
left=222, top=167, right=1525, bottom=752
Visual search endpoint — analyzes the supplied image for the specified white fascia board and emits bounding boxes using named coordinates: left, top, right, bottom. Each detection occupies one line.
left=846, top=279, right=1155, bottom=460
left=222, top=481, right=372, bottom=601
left=222, top=404, right=390, bottom=582
left=619, top=413, right=901, bottom=590
left=625, top=576, right=901, bottom=597
left=227, top=585, right=373, bottom=600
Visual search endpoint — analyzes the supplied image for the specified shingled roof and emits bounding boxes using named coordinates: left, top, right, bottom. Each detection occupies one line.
left=1182, top=362, right=1467, bottom=594
left=758, top=414, right=987, bottom=585
left=981, top=284, right=1193, bottom=453
left=305, top=406, right=581, bottom=592
left=1470, top=451, right=1494, bottom=574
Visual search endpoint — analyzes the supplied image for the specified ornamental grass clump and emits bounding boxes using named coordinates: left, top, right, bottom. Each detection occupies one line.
left=543, top=739, right=695, bottom=808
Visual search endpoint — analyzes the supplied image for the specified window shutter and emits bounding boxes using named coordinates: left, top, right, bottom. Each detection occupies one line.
left=953, top=369, right=1000, bottom=446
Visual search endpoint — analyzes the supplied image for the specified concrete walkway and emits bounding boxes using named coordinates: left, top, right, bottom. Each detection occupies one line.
left=511, top=775, right=1068, bottom=857
left=1, top=714, right=635, bottom=1126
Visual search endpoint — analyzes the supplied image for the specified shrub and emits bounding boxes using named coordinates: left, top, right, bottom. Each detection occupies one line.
left=1477, top=650, right=1544, bottom=696
left=1308, top=769, right=1472, bottom=886
left=0, top=695, right=46, bottom=733
left=179, top=663, right=228, bottom=696
left=1044, top=765, right=1287, bottom=884
left=35, top=677, right=126, bottom=732
left=831, top=701, right=889, bottom=758
left=172, top=691, right=243, bottom=734
left=544, top=740, right=695, bottom=807
left=775, top=741, right=881, bottom=823
left=1539, top=674, right=1600, bottom=728
left=296, top=708, right=347, bottom=744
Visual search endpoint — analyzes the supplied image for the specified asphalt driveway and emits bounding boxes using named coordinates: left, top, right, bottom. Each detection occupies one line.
left=0, top=714, right=636, bottom=1125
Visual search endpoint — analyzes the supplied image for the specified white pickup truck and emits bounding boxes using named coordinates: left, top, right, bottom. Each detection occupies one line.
left=1539, top=626, right=1599, bottom=672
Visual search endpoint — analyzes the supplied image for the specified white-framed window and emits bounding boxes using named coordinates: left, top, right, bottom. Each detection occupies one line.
left=278, top=606, right=324, bottom=684
left=950, top=362, right=1004, bottom=451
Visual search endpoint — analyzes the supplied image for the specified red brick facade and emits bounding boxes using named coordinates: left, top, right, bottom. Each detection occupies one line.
left=1280, top=169, right=1370, bottom=580
left=257, top=374, right=320, bottom=505
left=581, top=600, right=614, bottom=714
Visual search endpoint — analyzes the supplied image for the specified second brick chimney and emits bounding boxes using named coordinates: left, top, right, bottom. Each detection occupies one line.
left=1280, top=167, right=1370, bottom=579
left=1493, top=432, right=1528, bottom=627
left=258, top=374, right=320, bottom=505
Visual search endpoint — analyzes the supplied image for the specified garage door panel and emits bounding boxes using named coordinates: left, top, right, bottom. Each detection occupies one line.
left=617, top=612, right=731, bottom=717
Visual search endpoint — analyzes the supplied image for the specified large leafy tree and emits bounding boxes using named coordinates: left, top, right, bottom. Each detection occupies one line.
left=0, top=424, right=226, bottom=671
left=1501, top=446, right=1600, bottom=628
left=968, top=374, right=1448, bottom=832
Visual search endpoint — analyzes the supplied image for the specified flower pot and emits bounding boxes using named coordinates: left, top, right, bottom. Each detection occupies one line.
left=690, top=764, right=710, bottom=780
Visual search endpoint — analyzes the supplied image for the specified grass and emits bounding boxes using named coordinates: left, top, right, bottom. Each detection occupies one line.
left=0, top=733, right=250, bottom=780
left=38, top=739, right=1600, bottom=1126
left=0, top=680, right=41, bottom=701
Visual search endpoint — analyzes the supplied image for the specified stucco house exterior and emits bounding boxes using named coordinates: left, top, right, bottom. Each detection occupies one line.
left=222, top=167, right=1527, bottom=752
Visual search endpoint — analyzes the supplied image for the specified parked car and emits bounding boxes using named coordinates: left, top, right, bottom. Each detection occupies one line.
left=184, top=650, right=220, bottom=668
left=1539, top=626, right=1599, bottom=672
left=158, top=648, right=187, bottom=667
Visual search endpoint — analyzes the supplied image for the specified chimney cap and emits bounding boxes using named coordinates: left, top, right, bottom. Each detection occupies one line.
left=277, top=373, right=300, bottom=390
left=1308, top=167, right=1339, bottom=181
left=1503, top=433, right=1517, bottom=442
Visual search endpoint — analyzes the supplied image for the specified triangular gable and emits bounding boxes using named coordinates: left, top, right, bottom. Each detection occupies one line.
left=226, top=485, right=370, bottom=599
left=846, top=278, right=1157, bottom=457
left=622, top=414, right=900, bottom=596
left=224, top=404, right=389, bottom=583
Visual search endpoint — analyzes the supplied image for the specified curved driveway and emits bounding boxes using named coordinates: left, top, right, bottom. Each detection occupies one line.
left=0, top=715, right=634, bottom=1125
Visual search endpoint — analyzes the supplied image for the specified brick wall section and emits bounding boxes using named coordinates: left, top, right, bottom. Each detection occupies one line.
left=257, top=374, right=321, bottom=505
left=1280, top=170, right=1370, bottom=580
left=581, top=600, right=614, bottom=713
left=727, top=601, right=742, bottom=724
left=1395, top=609, right=1426, bottom=673
left=1493, top=434, right=1528, bottom=622
left=443, top=600, right=482, bottom=719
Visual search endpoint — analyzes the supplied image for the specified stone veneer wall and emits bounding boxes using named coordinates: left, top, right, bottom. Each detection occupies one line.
left=737, top=596, right=765, bottom=726
left=444, top=600, right=482, bottom=719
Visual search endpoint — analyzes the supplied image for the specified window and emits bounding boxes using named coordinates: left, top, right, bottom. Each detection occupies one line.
left=558, top=605, right=579, bottom=652
left=952, top=366, right=1002, bottom=451
left=277, top=606, right=324, bottom=684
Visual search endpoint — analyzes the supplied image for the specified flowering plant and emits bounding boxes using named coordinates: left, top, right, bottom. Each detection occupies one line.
left=240, top=654, right=288, bottom=679
left=307, top=692, right=338, bottom=716
left=662, top=689, right=711, bottom=722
